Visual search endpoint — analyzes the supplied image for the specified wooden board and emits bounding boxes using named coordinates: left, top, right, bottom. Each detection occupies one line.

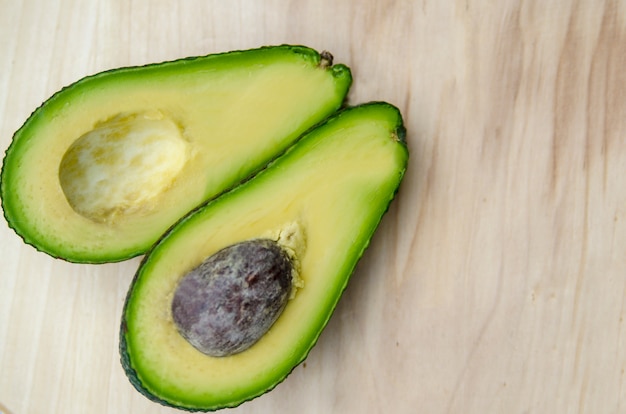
left=1, top=0, right=626, bottom=412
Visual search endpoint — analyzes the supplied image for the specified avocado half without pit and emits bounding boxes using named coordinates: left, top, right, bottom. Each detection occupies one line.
left=120, top=102, right=408, bottom=411
left=0, top=45, right=352, bottom=263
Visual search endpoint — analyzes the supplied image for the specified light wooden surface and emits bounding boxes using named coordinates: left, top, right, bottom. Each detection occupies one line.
left=2, top=0, right=626, bottom=413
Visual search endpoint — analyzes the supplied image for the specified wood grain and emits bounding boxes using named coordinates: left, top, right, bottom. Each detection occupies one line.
left=2, top=0, right=626, bottom=413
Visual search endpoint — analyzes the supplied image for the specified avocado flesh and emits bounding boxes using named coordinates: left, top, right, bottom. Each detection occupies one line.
left=120, top=102, right=408, bottom=411
left=0, top=45, right=352, bottom=263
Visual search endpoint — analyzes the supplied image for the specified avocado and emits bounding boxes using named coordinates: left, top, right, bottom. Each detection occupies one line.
left=119, top=102, right=408, bottom=411
left=0, top=45, right=352, bottom=263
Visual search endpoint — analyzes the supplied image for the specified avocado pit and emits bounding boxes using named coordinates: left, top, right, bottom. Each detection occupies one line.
left=58, top=110, right=189, bottom=222
left=171, top=239, right=294, bottom=357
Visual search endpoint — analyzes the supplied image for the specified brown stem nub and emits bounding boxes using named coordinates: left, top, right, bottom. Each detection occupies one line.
left=319, top=51, right=334, bottom=68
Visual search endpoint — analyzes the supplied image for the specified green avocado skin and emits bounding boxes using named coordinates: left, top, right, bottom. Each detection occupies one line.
left=119, top=102, right=409, bottom=411
left=0, top=45, right=352, bottom=263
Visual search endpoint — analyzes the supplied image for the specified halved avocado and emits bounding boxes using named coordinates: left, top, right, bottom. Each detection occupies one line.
left=120, top=102, right=408, bottom=411
left=0, top=45, right=352, bottom=263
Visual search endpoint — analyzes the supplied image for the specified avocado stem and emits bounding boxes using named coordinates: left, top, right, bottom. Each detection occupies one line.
left=319, top=51, right=334, bottom=68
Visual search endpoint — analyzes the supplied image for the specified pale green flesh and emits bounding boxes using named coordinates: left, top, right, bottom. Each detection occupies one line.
left=1, top=45, right=351, bottom=263
left=121, top=103, right=408, bottom=410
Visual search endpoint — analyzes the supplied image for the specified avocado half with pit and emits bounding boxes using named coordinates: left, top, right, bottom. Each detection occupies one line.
left=0, top=45, right=352, bottom=263
left=120, top=102, right=409, bottom=411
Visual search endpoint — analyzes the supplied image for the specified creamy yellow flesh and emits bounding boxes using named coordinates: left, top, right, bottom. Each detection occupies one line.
left=13, top=59, right=343, bottom=259
left=125, top=107, right=406, bottom=407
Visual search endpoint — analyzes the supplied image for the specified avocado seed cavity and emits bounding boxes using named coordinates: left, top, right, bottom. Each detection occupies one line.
left=171, top=239, right=294, bottom=357
left=59, top=111, right=189, bottom=222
